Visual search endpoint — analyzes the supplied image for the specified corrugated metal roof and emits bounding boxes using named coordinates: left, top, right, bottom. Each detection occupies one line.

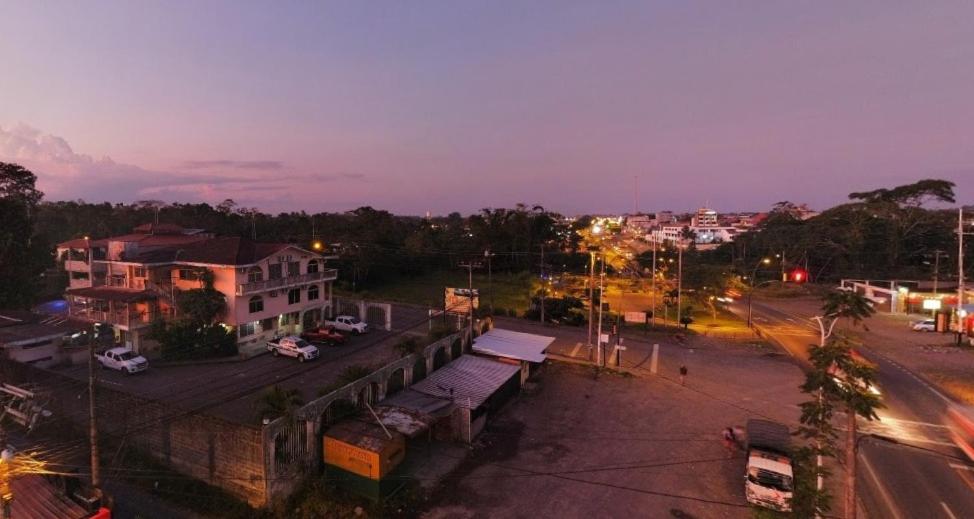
left=11, top=475, right=91, bottom=519
left=409, top=355, right=520, bottom=410
left=473, top=328, right=554, bottom=363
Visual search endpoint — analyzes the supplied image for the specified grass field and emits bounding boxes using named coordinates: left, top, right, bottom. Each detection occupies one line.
left=340, top=270, right=537, bottom=314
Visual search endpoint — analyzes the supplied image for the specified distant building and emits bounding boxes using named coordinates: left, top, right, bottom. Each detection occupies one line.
left=56, top=224, right=337, bottom=357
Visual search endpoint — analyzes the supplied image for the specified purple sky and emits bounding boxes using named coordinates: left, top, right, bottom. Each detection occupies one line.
left=1, top=1, right=972, bottom=215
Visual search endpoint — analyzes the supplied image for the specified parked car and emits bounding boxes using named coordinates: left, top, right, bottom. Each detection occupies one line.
left=96, top=347, right=149, bottom=374
left=301, top=326, right=346, bottom=346
left=266, top=336, right=319, bottom=362
left=912, top=319, right=936, bottom=332
left=324, top=315, right=368, bottom=335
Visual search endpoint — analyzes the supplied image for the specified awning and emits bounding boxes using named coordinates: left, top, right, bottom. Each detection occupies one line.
left=66, top=286, right=158, bottom=303
left=409, top=355, right=520, bottom=410
left=473, top=328, right=555, bottom=363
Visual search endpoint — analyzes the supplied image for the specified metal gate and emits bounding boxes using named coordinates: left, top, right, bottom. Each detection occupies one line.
left=365, top=304, right=387, bottom=329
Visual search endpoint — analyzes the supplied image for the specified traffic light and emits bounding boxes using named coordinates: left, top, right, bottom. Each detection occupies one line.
left=790, top=268, right=807, bottom=283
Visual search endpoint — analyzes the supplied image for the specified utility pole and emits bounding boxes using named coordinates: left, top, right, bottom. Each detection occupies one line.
left=650, top=241, right=657, bottom=328
left=484, top=250, right=493, bottom=314
left=781, top=250, right=787, bottom=282
left=932, top=249, right=946, bottom=295
left=539, top=244, right=545, bottom=324
left=587, top=250, right=595, bottom=350
left=458, top=261, right=481, bottom=348
left=959, top=208, right=966, bottom=344
left=88, top=328, right=102, bottom=498
left=597, top=254, right=606, bottom=367
left=676, top=243, right=683, bottom=326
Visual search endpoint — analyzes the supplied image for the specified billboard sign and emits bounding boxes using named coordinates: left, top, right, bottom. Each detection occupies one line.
left=624, top=311, right=647, bottom=324
left=445, top=287, right=479, bottom=314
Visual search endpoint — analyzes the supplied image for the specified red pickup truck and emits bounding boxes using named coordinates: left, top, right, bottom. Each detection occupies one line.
left=300, top=326, right=346, bottom=346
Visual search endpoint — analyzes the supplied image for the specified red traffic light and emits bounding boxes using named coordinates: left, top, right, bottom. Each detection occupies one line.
left=790, top=268, right=807, bottom=283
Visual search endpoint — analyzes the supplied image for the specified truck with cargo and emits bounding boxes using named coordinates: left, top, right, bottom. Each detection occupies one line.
left=744, top=419, right=794, bottom=512
left=266, top=336, right=319, bottom=362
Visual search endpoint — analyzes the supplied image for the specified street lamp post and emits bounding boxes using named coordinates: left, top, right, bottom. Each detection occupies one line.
left=597, top=254, right=606, bottom=367
left=650, top=241, right=657, bottom=328
left=746, top=258, right=772, bottom=328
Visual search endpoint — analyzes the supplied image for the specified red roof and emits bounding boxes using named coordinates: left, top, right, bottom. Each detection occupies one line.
left=57, top=237, right=93, bottom=249
left=174, top=237, right=291, bottom=265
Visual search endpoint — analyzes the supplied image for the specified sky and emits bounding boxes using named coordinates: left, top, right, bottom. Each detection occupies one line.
left=1, top=1, right=972, bottom=215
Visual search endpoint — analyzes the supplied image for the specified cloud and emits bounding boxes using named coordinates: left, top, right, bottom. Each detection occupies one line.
left=180, top=160, right=284, bottom=170
left=0, top=123, right=365, bottom=211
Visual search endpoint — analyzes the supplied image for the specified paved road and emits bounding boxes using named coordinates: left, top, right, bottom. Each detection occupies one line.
left=737, top=299, right=974, bottom=519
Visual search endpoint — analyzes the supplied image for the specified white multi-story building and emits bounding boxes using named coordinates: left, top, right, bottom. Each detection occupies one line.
left=57, top=224, right=337, bottom=356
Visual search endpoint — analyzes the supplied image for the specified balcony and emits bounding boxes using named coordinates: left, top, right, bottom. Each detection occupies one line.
left=236, top=269, right=337, bottom=296
left=64, top=260, right=89, bottom=272
left=71, top=308, right=159, bottom=328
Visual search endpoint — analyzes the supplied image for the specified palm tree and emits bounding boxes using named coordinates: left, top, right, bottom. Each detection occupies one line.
left=256, top=385, right=304, bottom=422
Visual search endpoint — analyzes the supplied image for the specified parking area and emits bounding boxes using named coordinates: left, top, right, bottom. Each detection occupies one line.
left=424, top=325, right=806, bottom=519
left=51, top=302, right=442, bottom=423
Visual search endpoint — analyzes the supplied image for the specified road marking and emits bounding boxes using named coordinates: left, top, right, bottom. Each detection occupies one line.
left=861, top=451, right=905, bottom=519
left=949, top=463, right=974, bottom=472
left=570, top=342, right=583, bottom=358
left=941, top=502, right=958, bottom=519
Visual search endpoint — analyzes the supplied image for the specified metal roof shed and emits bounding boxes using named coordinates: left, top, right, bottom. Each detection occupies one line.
left=472, top=328, right=555, bottom=363
left=410, top=355, right=520, bottom=410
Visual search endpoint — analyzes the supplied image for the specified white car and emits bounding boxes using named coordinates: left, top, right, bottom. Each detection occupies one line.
left=324, top=315, right=369, bottom=335
left=96, top=347, right=149, bottom=374
left=912, top=319, right=936, bottom=332
left=266, top=336, right=319, bottom=362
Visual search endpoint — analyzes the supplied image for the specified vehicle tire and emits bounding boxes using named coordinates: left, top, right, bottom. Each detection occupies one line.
left=272, top=348, right=279, bottom=357
left=298, top=354, right=305, bottom=363
left=353, top=329, right=361, bottom=336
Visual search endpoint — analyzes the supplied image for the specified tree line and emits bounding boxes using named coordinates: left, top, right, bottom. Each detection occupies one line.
left=707, top=179, right=970, bottom=283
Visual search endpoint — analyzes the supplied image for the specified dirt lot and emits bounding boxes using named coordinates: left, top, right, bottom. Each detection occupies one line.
left=423, top=332, right=806, bottom=519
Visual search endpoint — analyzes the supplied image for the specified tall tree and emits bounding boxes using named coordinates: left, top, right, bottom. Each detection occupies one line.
left=0, top=162, right=44, bottom=308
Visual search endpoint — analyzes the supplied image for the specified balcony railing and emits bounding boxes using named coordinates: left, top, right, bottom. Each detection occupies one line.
left=64, top=260, right=89, bottom=272
left=236, top=269, right=337, bottom=296
left=70, top=308, right=158, bottom=328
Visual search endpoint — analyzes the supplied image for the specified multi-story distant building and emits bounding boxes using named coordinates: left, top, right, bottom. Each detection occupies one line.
left=57, top=223, right=337, bottom=356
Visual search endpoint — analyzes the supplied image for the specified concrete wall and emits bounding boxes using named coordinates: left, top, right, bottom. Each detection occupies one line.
left=0, top=360, right=268, bottom=507
left=261, top=330, right=472, bottom=503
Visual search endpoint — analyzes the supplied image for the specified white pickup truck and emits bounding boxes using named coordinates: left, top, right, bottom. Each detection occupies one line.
left=96, top=347, right=149, bottom=374
left=323, top=315, right=368, bottom=335
left=266, top=336, right=319, bottom=362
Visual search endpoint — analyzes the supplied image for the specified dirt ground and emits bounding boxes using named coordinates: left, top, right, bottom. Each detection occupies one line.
left=422, top=333, right=806, bottom=519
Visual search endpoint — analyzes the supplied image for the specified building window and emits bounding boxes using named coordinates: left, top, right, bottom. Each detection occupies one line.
left=249, top=296, right=264, bottom=313
left=178, top=269, right=195, bottom=280
left=288, top=289, right=300, bottom=305
left=261, top=317, right=275, bottom=332
left=307, top=260, right=319, bottom=274
left=133, top=266, right=146, bottom=278
left=70, top=271, right=90, bottom=280
left=268, top=264, right=283, bottom=280
left=247, top=267, right=263, bottom=283
left=239, top=321, right=257, bottom=337
left=308, top=285, right=319, bottom=301
left=288, top=261, right=300, bottom=276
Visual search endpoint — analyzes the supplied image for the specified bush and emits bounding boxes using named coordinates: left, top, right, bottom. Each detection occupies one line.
left=492, top=306, right=506, bottom=317
left=507, top=308, right=517, bottom=317
left=393, top=336, right=425, bottom=357
left=428, top=322, right=455, bottom=342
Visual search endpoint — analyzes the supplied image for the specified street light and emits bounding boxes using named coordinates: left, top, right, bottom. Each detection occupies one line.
left=746, top=258, right=774, bottom=327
